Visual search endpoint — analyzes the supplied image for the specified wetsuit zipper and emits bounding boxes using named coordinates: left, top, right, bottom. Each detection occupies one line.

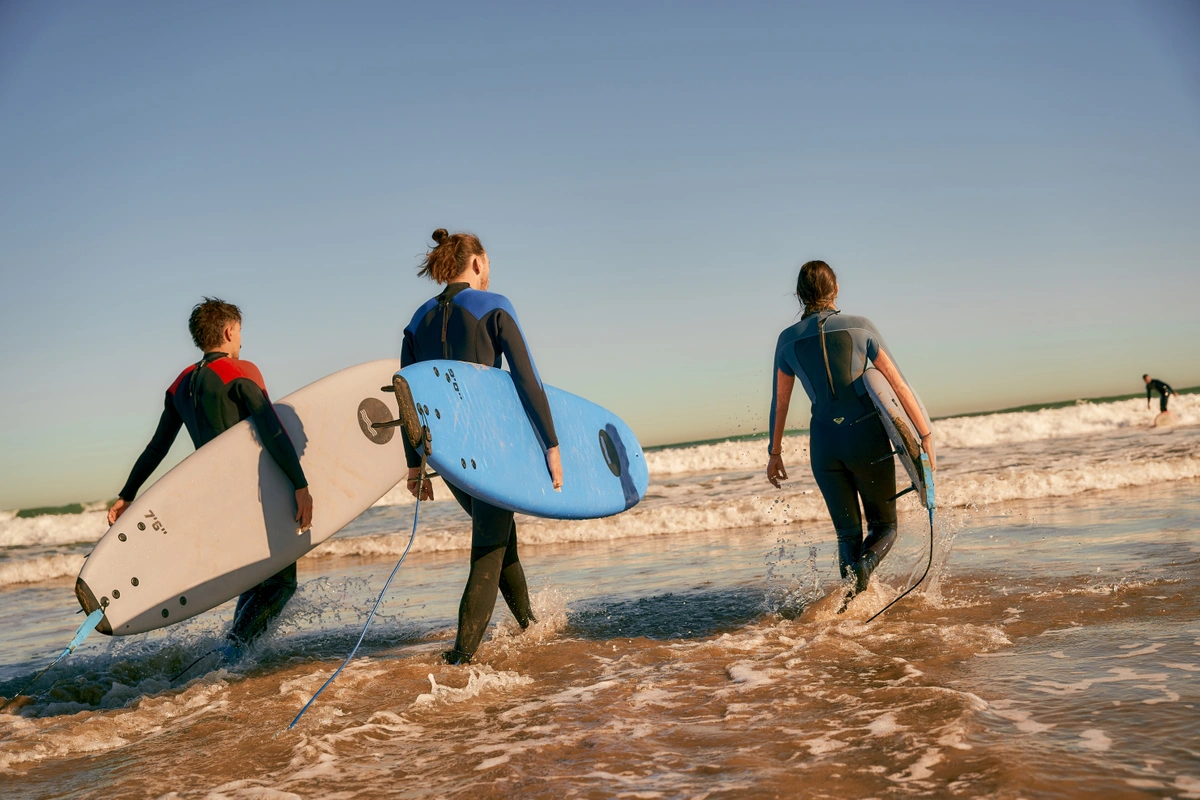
left=188, top=352, right=225, bottom=429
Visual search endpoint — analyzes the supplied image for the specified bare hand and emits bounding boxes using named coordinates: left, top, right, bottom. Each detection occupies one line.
left=107, top=497, right=130, bottom=525
left=546, top=446, right=563, bottom=491
left=766, top=454, right=788, bottom=488
left=921, top=434, right=937, bottom=471
left=295, top=487, right=314, bottom=530
left=406, top=467, right=434, bottom=501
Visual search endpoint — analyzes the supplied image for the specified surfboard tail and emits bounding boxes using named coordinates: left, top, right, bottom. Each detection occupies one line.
left=74, top=577, right=112, bottom=635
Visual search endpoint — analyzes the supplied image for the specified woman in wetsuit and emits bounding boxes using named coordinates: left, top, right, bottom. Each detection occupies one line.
left=402, top=228, right=563, bottom=664
left=766, top=261, right=936, bottom=596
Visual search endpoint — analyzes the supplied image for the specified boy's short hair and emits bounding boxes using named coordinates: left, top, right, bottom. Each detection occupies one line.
left=188, top=298, right=242, bottom=351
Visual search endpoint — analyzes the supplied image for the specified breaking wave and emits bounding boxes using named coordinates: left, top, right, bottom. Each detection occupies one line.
left=1, top=394, right=1195, bottom=586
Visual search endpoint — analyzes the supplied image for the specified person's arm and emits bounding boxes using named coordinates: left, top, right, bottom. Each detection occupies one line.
left=494, top=308, right=563, bottom=490
left=233, top=379, right=313, bottom=529
left=872, top=349, right=936, bottom=470
left=1148, top=383, right=1153, bottom=408
left=767, top=367, right=794, bottom=489
left=110, top=394, right=183, bottom=523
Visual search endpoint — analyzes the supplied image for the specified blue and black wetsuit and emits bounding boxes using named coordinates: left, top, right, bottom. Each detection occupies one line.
left=770, top=311, right=900, bottom=592
left=118, top=352, right=307, bottom=648
left=402, top=282, right=556, bottom=661
left=1148, top=378, right=1174, bottom=413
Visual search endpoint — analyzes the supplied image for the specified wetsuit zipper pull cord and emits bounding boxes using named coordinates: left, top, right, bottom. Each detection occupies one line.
left=818, top=314, right=836, bottom=399
left=439, top=296, right=450, bottom=359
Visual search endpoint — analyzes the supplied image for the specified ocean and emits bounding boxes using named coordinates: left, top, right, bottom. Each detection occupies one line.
left=1, top=393, right=1198, bottom=798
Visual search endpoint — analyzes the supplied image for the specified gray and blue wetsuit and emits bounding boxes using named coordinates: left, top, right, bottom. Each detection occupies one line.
left=770, top=310, right=900, bottom=591
left=403, top=282, right=554, bottom=661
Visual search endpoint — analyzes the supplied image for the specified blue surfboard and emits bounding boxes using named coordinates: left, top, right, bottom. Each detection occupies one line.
left=390, top=361, right=648, bottom=520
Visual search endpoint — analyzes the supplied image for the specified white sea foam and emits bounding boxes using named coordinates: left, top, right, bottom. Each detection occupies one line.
left=0, top=553, right=84, bottom=587
left=410, top=667, right=532, bottom=708
left=0, top=509, right=108, bottom=548
left=646, top=436, right=796, bottom=476
left=1079, top=729, right=1113, bottom=751
left=646, top=394, right=1199, bottom=477
left=934, top=395, right=1199, bottom=449
left=1, top=396, right=1196, bottom=586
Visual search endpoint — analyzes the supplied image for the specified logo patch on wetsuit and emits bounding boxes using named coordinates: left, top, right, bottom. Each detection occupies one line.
left=833, top=417, right=845, bottom=425
left=357, top=398, right=395, bottom=445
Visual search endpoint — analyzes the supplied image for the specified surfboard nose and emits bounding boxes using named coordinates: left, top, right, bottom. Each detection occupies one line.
left=74, top=577, right=113, bottom=635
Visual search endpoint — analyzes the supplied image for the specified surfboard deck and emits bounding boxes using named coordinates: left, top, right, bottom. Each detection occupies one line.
left=76, top=360, right=407, bottom=636
left=395, top=360, right=648, bottom=519
left=862, top=367, right=935, bottom=510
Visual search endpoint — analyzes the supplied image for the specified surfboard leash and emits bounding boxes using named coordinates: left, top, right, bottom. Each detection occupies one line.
left=287, top=457, right=428, bottom=730
left=865, top=454, right=936, bottom=625
left=1, top=608, right=105, bottom=712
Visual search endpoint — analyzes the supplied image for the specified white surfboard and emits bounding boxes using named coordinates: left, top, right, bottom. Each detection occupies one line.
left=75, top=360, right=405, bottom=636
left=862, top=367, right=935, bottom=510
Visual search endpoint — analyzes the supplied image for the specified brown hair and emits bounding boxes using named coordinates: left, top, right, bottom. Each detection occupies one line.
left=417, top=228, right=486, bottom=283
left=796, top=260, right=838, bottom=318
left=188, top=297, right=242, bottom=351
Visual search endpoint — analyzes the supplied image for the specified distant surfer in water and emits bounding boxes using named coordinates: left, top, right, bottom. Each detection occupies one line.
left=1144, top=374, right=1174, bottom=414
left=765, top=261, right=935, bottom=598
left=402, top=229, right=562, bottom=664
left=108, top=298, right=313, bottom=657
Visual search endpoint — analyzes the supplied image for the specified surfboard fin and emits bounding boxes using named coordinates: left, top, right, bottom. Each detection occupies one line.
left=389, top=375, right=429, bottom=452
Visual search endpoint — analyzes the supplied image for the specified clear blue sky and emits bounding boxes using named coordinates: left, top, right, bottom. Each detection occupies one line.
left=1, top=1, right=1198, bottom=509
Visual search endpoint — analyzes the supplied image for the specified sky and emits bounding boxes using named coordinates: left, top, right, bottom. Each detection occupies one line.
left=1, top=0, right=1198, bottom=509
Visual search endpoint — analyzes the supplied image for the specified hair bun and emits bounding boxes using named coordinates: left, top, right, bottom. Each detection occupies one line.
left=431, top=228, right=449, bottom=245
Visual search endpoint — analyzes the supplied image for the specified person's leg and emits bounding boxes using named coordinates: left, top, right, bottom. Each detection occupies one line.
left=442, top=482, right=521, bottom=663
left=1161, top=393, right=1169, bottom=413
left=847, top=417, right=900, bottom=591
left=227, top=562, right=298, bottom=649
left=446, top=543, right=506, bottom=663
left=809, top=425, right=865, bottom=583
left=497, top=523, right=535, bottom=628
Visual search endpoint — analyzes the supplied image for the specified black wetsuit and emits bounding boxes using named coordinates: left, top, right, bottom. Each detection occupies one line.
left=1147, top=379, right=1174, bottom=413
left=118, top=352, right=308, bottom=647
left=402, top=282, right=557, bottom=661
left=770, top=310, right=901, bottom=591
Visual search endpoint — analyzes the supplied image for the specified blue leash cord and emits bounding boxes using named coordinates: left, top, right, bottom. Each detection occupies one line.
left=1, top=608, right=105, bottom=712
left=866, top=453, right=936, bottom=624
left=288, top=486, right=424, bottom=730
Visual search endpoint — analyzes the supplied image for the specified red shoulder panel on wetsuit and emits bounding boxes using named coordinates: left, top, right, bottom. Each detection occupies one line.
left=207, top=358, right=269, bottom=394
left=167, top=364, right=197, bottom=396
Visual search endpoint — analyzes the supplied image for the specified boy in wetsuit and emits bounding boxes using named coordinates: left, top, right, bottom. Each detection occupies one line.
left=1144, top=374, right=1174, bottom=413
left=107, top=298, right=313, bottom=655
